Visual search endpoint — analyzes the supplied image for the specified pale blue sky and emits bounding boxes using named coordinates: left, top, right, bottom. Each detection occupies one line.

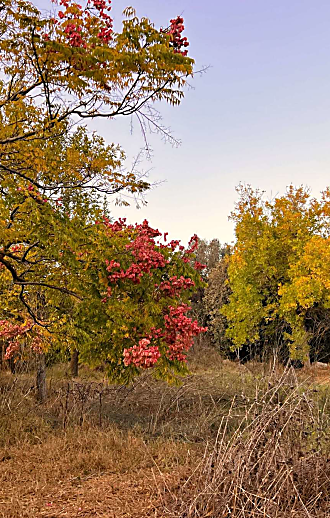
left=37, top=1, right=330, bottom=244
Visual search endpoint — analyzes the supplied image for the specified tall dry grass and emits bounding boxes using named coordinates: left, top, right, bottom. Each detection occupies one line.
left=1, top=353, right=330, bottom=517
left=160, top=367, right=330, bottom=517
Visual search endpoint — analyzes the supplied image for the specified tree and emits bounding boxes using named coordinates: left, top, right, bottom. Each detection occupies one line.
left=190, top=238, right=231, bottom=349
left=203, top=257, right=232, bottom=354
left=1, top=1, right=192, bottom=147
left=0, top=1, right=207, bottom=383
left=71, top=220, right=207, bottom=383
left=1, top=220, right=207, bottom=383
left=222, top=184, right=330, bottom=364
left=194, top=238, right=228, bottom=279
left=0, top=0, right=194, bottom=315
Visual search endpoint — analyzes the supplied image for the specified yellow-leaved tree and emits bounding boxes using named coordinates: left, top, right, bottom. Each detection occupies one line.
left=222, top=184, right=330, bottom=364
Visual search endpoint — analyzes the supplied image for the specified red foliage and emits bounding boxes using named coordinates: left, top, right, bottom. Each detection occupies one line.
left=194, top=261, right=207, bottom=271
left=122, top=304, right=207, bottom=368
left=157, top=275, right=195, bottom=297
left=52, top=3, right=189, bottom=55
left=164, top=304, right=207, bottom=362
left=161, top=16, right=190, bottom=56
left=104, top=219, right=167, bottom=284
left=0, top=320, right=43, bottom=360
left=101, top=218, right=207, bottom=369
left=123, top=339, right=161, bottom=368
left=52, top=0, right=113, bottom=47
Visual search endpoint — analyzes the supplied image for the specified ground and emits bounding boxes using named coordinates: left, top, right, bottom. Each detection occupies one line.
left=1, top=348, right=330, bottom=517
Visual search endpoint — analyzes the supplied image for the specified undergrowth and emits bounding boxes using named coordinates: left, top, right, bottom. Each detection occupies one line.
left=0, top=347, right=330, bottom=517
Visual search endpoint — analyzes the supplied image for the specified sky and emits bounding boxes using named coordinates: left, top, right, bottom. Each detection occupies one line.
left=36, top=0, right=330, bottom=245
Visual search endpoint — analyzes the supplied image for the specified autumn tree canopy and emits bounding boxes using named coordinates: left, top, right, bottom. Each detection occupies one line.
left=0, top=0, right=207, bottom=380
left=222, top=184, right=330, bottom=363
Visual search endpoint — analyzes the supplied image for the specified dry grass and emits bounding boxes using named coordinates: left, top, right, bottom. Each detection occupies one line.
left=1, top=347, right=330, bottom=517
left=0, top=426, right=195, bottom=517
left=163, top=369, right=330, bottom=517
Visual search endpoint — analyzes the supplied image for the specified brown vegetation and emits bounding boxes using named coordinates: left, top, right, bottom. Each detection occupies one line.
left=1, top=348, right=330, bottom=517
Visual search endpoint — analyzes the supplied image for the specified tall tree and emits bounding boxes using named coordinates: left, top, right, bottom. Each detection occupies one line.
left=222, top=184, right=330, bottom=363
left=203, top=257, right=232, bottom=354
left=190, top=238, right=231, bottom=348
left=0, top=1, right=208, bottom=382
left=0, top=0, right=194, bottom=315
left=194, top=238, right=228, bottom=279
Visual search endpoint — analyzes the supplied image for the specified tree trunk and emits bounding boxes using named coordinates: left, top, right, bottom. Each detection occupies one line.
left=8, top=356, right=16, bottom=374
left=0, top=342, right=3, bottom=371
left=0, top=342, right=15, bottom=372
left=304, top=355, right=311, bottom=369
left=36, top=353, right=47, bottom=403
left=70, top=349, right=79, bottom=378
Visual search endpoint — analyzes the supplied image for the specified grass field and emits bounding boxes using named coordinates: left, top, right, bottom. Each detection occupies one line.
left=1, top=347, right=330, bottom=517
